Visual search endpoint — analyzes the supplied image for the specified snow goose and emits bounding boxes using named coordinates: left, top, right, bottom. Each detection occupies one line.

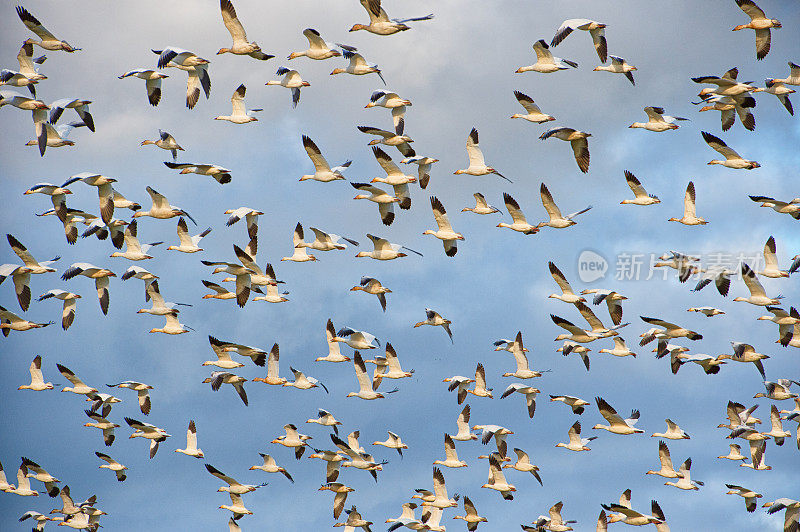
left=401, top=155, right=438, bottom=189
left=155, top=47, right=209, bottom=69
left=80, top=217, right=127, bottom=249
left=551, top=19, right=607, bottom=62
left=224, top=207, right=261, bottom=240
left=372, top=343, right=412, bottom=380
left=593, top=396, right=644, bottom=435
left=252, top=344, right=286, bottom=385
left=501, top=384, right=540, bottom=418
left=482, top=455, right=516, bottom=500
left=1, top=44, right=45, bottom=97
left=433, top=434, right=466, bottom=468
left=23, top=182, right=72, bottom=223
left=140, top=130, right=183, bottom=160
left=331, top=49, right=385, bottom=82
left=110, top=220, right=163, bottom=261
left=687, top=306, right=725, bottom=317
left=451, top=405, right=477, bottom=441
left=754, top=379, right=799, bottom=401
left=20, top=457, right=59, bottom=496
left=473, top=425, right=513, bottom=458
left=16, top=6, right=79, bottom=52
left=265, top=67, right=309, bottom=108
left=758, top=236, right=790, bottom=277
left=27, top=117, right=84, bottom=156
left=84, top=409, right=118, bottom=446
left=369, top=146, right=415, bottom=209
left=594, top=55, right=637, bottom=85
left=551, top=314, right=600, bottom=343
left=755, top=79, right=794, bottom=115
left=332, top=434, right=387, bottom=481
left=152, top=48, right=211, bottom=108
left=4, top=234, right=59, bottom=311
left=125, top=417, right=170, bottom=458
left=118, top=69, right=168, bottom=106
left=219, top=493, right=252, bottom=519
left=217, top=0, right=274, bottom=59
left=373, top=431, right=407, bottom=456
left=529, top=502, right=576, bottom=531
left=164, top=162, right=231, bottom=184
left=733, top=0, right=781, bottom=60
left=537, top=183, right=592, bottom=229
left=205, top=464, right=265, bottom=494
left=668, top=181, right=707, bottom=225
left=517, top=40, right=577, bottom=73
left=664, top=458, right=703, bottom=490
left=289, top=28, right=348, bottom=60
left=134, top=186, right=196, bottom=223
left=202, top=372, right=248, bottom=405
left=94, top=453, right=126, bottom=482
left=252, top=282, right=289, bottom=303
left=646, top=441, right=682, bottom=478
left=580, top=288, right=627, bottom=324
left=497, top=193, right=538, bottom=234
left=107, top=381, right=152, bottom=415
left=749, top=194, right=800, bottom=219
left=357, top=124, right=414, bottom=157
left=352, top=182, right=399, bottom=225
left=299, top=135, right=350, bottom=182
left=629, top=106, right=688, bottom=131
left=18, top=355, right=54, bottom=391
left=166, top=217, right=211, bottom=253
left=347, top=352, right=396, bottom=399
left=652, top=419, right=690, bottom=440
left=718, top=341, right=769, bottom=379
left=210, top=336, right=267, bottom=367
left=307, top=408, right=342, bottom=434
left=549, top=394, right=590, bottom=414
left=421, top=468, right=458, bottom=508
left=510, top=90, right=555, bottom=123
left=453, top=496, right=488, bottom=529
left=444, top=375, right=474, bottom=404
left=466, top=363, right=493, bottom=399
left=203, top=341, right=245, bottom=369
left=336, top=327, right=380, bottom=350
left=19, top=510, right=55, bottom=529
left=763, top=499, right=800, bottom=532
left=336, top=506, right=374, bottom=531
left=601, top=503, right=663, bottom=527
left=314, top=319, right=351, bottom=363
left=757, top=306, right=799, bottom=347
left=281, top=223, right=318, bottom=262
left=201, top=280, right=239, bottom=302
left=559, top=342, right=591, bottom=370
left=214, top=84, right=261, bottom=123
left=598, top=337, right=636, bottom=357
left=423, top=196, right=464, bottom=256
left=462, top=192, right=499, bottom=214
left=350, top=277, right=390, bottom=312
left=350, top=0, right=433, bottom=35
left=702, top=131, right=759, bottom=169
left=762, top=405, right=791, bottom=445
left=149, top=310, right=191, bottom=335
left=774, top=61, right=800, bottom=85
left=318, top=482, right=354, bottom=518
left=48, top=99, right=94, bottom=132
left=454, top=128, right=511, bottom=182
left=365, top=90, right=411, bottom=130
left=640, top=316, right=702, bottom=344
left=60, top=263, right=115, bottom=315
left=283, top=366, right=329, bottom=394
left=503, top=448, right=542, bottom=485
left=414, top=308, right=453, bottom=342
left=726, top=484, right=763, bottom=513
left=249, top=453, right=294, bottom=482
left=0, top=89, right=48, bottom=110
left=718, top=443, right=747, bottom=461
left=735, top=262, right=782, bottom=306
left=539, top=127, right=591, bottom=173
left=9, top=464, right=38, bottom=496
left=694, top=68, right=758, bottom=99
left=547, top=263, right=584, bottom=304
left=356, top=233, right=422, bottom=260
left=0, top=460, right=16, bottom=491
left=696, top=92, right=756, bottom=131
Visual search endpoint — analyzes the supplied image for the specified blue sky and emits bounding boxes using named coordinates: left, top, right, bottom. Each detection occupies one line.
left=2, top=0, right=799, bottom=530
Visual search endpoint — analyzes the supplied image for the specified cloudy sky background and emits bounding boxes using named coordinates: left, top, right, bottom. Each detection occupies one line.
left=2, top=0, right=799, bottom=529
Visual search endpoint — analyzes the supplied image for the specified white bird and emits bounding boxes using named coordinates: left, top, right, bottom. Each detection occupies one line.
left=516, top=40, right=578, bottom=73
left=265, top=67, right=310, bottom=108
left=252, top=343, right=287, bottom=385
left=49, top=98, right=94, bottom=132
left=18, top=355, right=54, bottom=391
left=347, top=352, right=396, bottom=400
left=594, top=396, right=644, bottom=435
left=551, top=19, right=608, bottom=62
left=701, top=131, right=760, bottom=169
left=482, top=454, right=516, bottom=500
left=134, top=186, right=196, bottom=223
left=217, top=0, right=274, bottom=60
left=205, top=463, right=266, bottom=495
left=215, top=83, right=261, bottom=123
left=629, top=106, right=688, bottom=131
left=59, top=263, right=114, bottom=315
left=281, top=223, right=318, bottom=263
left=646, top=440, right=683, bottom=478
left=537, top=183, right=592, bottom=229
left=501, top=383, right=541, bottom=418
left=620, top=170, right=660, bottom=205
left=9, top=464, right=38, bottom=496
left=288, top=28, right=346, bottom=60
left=140, top=130, right=183, bottom=160
left=351, top=182, right=399, bottom=226
left=433, top=433, right=467, bottom=468
left=152, top=47, right=211, bottom=109
left=94, top=452, right=127, bottom=482
left=358, top=123, right=415, bottom=158
left=454, top=128, right=511, bottom=182
left=249, top=453, right=294, bottom=482
left=549, top=394, right=590, bottom=415
left=299, top=135, right=351, bottom=182
left=166, top=217, right=211, bottom=253
left=664, top=458, right=703, bottom=490
left=149, top=310, right=191, bottom=335
left=174, top=420, right=204, bottom=458
left=504, top=448, right=543, bottom=485
left=202, top=372, right=248, bottom=405
left=125, top=417, right=170, bottom=459
left=462, top=192, right=499, bottom=215
left=107, top=380, right=153, bottom=415
left=401, top=155, right=438, bottom=189
left=668, top=181, right=707, bottom=225
left=540, top=127, right=591, bottom=173
left=350, top=277, right=390, bottom=312
left=423, top=196, right=464, bottom=257
left=414, top=308, right=453, bottom=343
left=283, top=366, right=329, bottom=394
left=451, top=405, right=477, bottom=441
left=350, top=0, right=433, bottom=36
left=331, top=49, right=385, bottom=83
left=368, top=146, right=416, bottom=209
left=164, top=162, right=232, bottom=184
left=594, top=55, right=637, bottom=85
left=356, top=234, right=422, bottom=260
left=759, top=236, right=790, bottom=278
left=110, top=220, right=163, bottom=261
left=497, top=193, right=538, bottom=234
left=735, top=263, right=782, bottom=306
left=510, top=90, right=555, bottom=123
left=315, top=319, right=351, bottom=363
left=16, top=6, right=79, bottom=52
left=118, top=69, right=168, bottom=106
left=373, top=431, right=407, bottom=456
left=732, top=0, right=781, bottom=60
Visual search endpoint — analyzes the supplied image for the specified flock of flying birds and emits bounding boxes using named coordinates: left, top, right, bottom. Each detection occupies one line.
left=1, top=0, right=800, bottom=530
